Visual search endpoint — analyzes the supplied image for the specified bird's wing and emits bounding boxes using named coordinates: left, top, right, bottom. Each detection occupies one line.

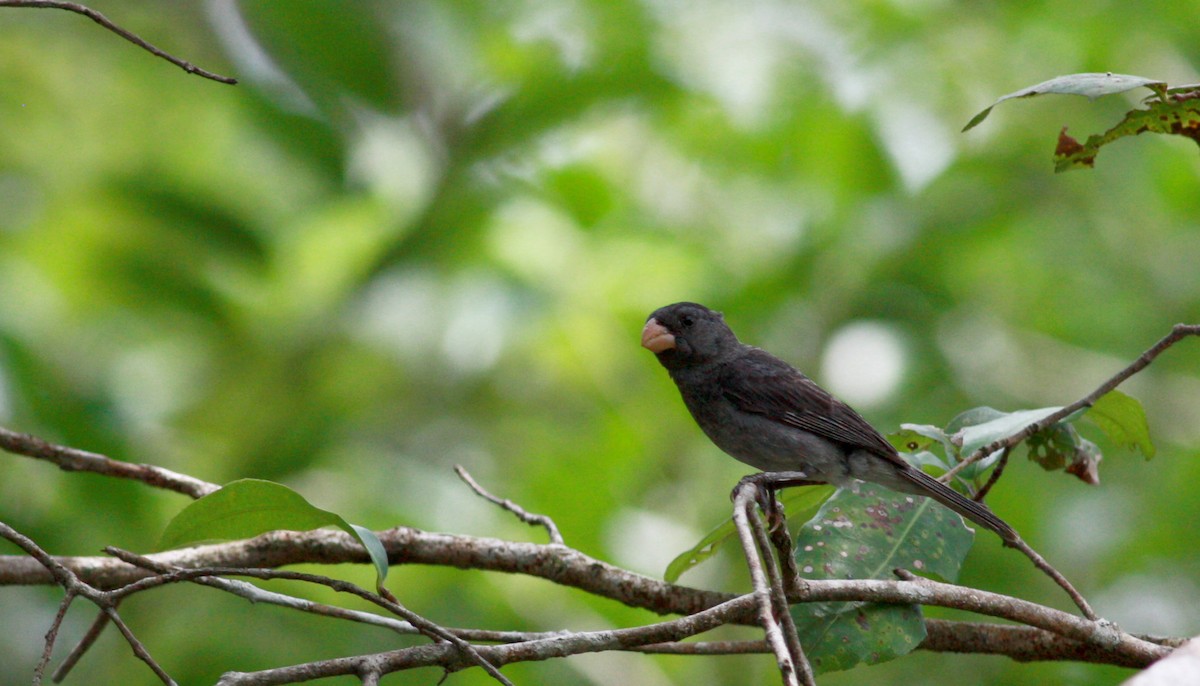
left=719, top=347, right=903, bottom=462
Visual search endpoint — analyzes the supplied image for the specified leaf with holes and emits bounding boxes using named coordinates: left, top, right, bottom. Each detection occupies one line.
left=789, top=484, right=974, bottom=672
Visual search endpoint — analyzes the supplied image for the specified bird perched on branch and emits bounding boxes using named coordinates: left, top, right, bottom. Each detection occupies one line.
left=641, top=301, right=1017, bottom=542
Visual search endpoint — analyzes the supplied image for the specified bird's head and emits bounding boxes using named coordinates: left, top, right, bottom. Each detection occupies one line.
left=642, top=302, right=739, bottom=369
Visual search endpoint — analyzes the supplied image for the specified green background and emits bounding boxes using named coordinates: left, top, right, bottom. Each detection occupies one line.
left=1, top=1, right=1198, bottom=684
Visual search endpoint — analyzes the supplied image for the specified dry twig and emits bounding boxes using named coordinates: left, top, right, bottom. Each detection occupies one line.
left=0, top=0, right=237, bottom=84
left=454, top=464, right=564, bottom=545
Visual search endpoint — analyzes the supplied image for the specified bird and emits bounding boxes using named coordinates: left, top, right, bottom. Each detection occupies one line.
left=641, top=301, right=1018, bottom=543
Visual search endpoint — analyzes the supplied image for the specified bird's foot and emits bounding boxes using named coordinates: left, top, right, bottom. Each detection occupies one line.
left=732, top=471, right=816, bottom=533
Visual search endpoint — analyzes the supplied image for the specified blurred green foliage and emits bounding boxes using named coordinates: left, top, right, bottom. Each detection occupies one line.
left=1, top=1, right=1199, bottom=684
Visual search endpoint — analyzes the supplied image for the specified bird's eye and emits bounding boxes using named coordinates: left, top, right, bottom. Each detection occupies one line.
left=680, top=315, right=694, bottom=328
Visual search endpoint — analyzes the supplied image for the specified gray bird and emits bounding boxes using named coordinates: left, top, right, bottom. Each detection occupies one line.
left=642, top=301, right=1017, bottom=542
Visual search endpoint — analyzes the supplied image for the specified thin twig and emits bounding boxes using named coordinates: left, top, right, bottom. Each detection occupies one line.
left=942, top=323, right=1200, bottom=482
left=33, top=591, right=75, bottom=685
left=453, top=465, right=564, bottom=545
left=0, top=426, right=218, bottom=499
left=217, top=595, right=762, bottom=685
left=973, top=446, right=1011, bottom=502
left=2, top=522, right=1174, bottom=671
left=746, top=498, right=815, bottom=685
left=51, top=608, right=112, bottom=683
left=101, top=550, right=418, bottom=635
left=103, top=606, right=177, bottom=685
left=732, top=485, right=800, bottom=686
left=0, top=0, right=237, bottom=84
left=0, top=522, right=177, bottom=685
left=105, top=549, right=514, bottom=686
left=1008, top=538, right=1096, bottom=620
left=768, top=512, right=806, bottom=598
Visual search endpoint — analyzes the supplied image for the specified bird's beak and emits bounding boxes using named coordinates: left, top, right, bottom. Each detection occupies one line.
left=641, top=318, right=676, bottom=353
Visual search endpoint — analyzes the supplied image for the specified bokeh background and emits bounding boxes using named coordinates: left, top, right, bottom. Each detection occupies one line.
left=2, top=1, right=1199, bottom=684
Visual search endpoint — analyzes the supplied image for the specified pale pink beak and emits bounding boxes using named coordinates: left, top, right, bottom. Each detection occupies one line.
left=641, top=318, right=676, bottom=353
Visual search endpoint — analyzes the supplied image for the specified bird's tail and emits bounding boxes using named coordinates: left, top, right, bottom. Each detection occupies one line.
left=896, top=467, right=1019, bottom=543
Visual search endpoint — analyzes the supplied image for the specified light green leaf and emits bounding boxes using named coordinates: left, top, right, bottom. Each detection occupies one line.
left=159, top=479, right=389, bottom=585
left=663, top=486, right=834, bottom=583
left=963, top=73, right=1167, bottom=131
left=890, top=424, right=952, bottom=471
left=889, top=424, right=945, bottom=453
left=1086, top=389, right=1155, bottom=459
left=955, top=406, right=1064, bottom=459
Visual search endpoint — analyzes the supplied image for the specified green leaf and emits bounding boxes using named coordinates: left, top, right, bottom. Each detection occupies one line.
left=963, top=72, right=1167, bottom=131
left=889, top=424, right=945, bottom=453
left=789, top=485, right=972, bottom=671
left=794, top=603, right=926, bottom=675
left=1026, top=423, right=1079, bottom=471
left=890, top=425, right=952, bottom=471
left=1086, top=389, right=1155, bottom=459
left=663, top=486, right=834, bottom=583
left=794, top=485, right=974, bottom=590
left=159, top=479, right=389, bottom=585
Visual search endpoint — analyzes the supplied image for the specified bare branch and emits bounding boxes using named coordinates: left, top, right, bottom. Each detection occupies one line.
left=454, top=465, right=564, bottom=545
left=942, top=323, right=1200, bottom=481
left=216, top=595, right=761, bottom=685
left=51, top=609, right=112, bottom=683
left=1, top=520, right=1177, bottom=674
left=745, top=492, right=813, bottom=684
left=0, top=522, right=177, bottom=684
left=1006, top=536, right=1096, bottom=620
left=0, top=0, right=237, bottom=84
left=105, top=550, right=514, bottom=686
left=732, top=486, right=801, bottom=686
left=33, top=591, right=75, bottom=685
left=0, top=426, right=218, bottom=499
left=103, top=606, right=177, bottom=685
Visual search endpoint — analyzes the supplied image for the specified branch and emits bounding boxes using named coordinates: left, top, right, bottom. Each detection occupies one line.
left=103, top=552, right=514, bottom=686
left=0, top=0, right=237, bottom=84
left=0, top=525, right=1172, bottom=669
left=216, top=595, right=761, bottom=685
left=454, top=464, right=564, bottom=545
left=732, top=485, right=803, bottom=685
left=0, top=426, right=218, bottom=499
left=0, top=522, right=177, bottom=685
left=942, top=323, right=1200, bottom=481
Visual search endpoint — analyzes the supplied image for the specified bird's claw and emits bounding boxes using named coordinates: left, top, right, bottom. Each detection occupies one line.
left=731, top=473, right=786, bottom=532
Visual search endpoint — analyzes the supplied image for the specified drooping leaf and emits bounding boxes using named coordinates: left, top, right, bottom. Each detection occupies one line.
left=1085, top=389, right=1155, bottom=459
left=160, top=479, right=389, bottom=585
left=789, top=484, right=974, bottom=672
left=963, top=73, right=1167, bottom=131
left=663, top=486, right=834, bottom=583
